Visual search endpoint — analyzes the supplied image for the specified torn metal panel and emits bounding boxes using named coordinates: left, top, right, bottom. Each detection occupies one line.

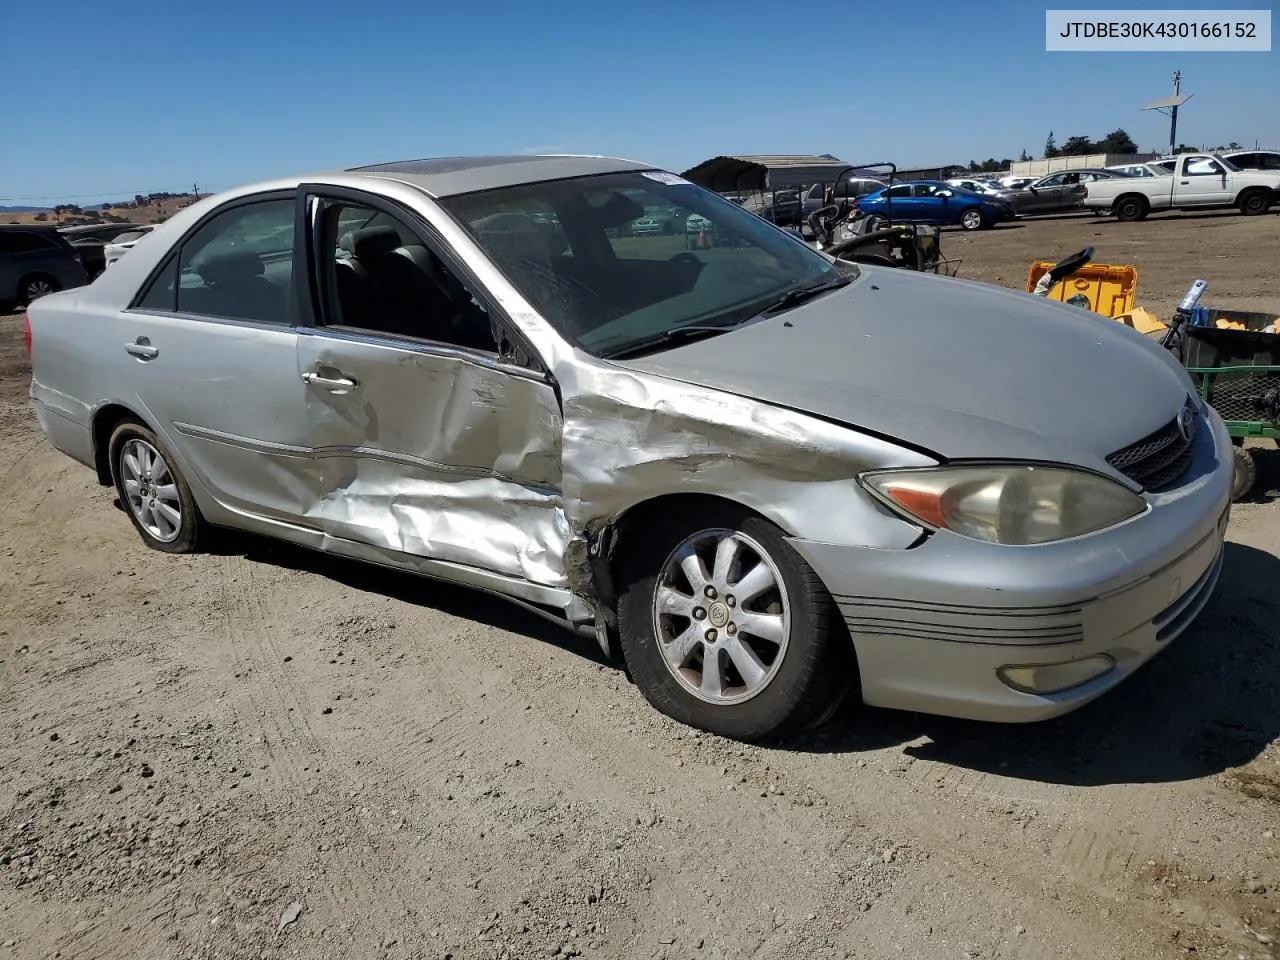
left=322, top=468, right=567, bottom=585
left=554, top=361, right=937, bottom=552
left=297, top=330, right=570, bottom=586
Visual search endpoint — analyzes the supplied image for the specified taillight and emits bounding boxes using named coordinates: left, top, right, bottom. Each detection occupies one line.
left=23, top=312, right=32, bottom=354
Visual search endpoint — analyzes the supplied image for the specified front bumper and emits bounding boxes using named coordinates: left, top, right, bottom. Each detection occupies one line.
left=788, top=408, right=1233, bottom=722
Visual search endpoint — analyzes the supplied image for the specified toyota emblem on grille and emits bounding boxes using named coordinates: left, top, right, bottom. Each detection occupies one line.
left=1176, top=402, right=1196, bottom=442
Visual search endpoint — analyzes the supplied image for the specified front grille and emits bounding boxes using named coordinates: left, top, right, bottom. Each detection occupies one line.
left=1105, top=401, right=1197, bottom=492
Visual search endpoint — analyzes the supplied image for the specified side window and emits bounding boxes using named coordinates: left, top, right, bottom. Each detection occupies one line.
left=135, top=257, right=179, bottom=311
left=886, top=185, right=911, bottom=199
left=1264, top=154, right=1280, bottom=170
left=1231, top=153, right=1257, bottom=169
left=316, top=199, right=497, bottom=354
left=0, top=231, right=57, bottom=254
left=1184, top=156, right=1222, bottom=176
left=1038, top=174, right=1064, bottom=187
left=165, top=198, right=294, bottom=323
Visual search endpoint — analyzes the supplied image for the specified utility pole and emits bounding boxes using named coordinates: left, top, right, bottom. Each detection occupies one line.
left=1141, top=71, right=1192, bottom=157
left=193, top=182, right=200, bottom=201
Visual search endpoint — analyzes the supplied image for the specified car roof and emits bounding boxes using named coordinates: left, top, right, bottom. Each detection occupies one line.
left=343, top=154, right=656, bottom=198
left=0, top=224, right=67, bottom=239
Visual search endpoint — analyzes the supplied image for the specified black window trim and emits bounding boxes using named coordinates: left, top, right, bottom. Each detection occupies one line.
left=125, top=189, right=299, bottom=330
left=294, top=182, right=550, bottom=380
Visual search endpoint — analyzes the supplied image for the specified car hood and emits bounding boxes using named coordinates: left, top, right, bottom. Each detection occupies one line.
left=618, top=268, right=1194, bottom=479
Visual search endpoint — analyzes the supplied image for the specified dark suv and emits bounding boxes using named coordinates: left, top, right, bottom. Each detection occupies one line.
left=0, top=226, right=91, bottom=308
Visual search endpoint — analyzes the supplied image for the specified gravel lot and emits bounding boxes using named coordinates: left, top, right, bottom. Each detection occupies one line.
left=2, top=209, right=1279, bottom=960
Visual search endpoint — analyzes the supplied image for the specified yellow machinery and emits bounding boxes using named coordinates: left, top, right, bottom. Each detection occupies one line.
left=1025, top=257, right=1168, bottom=335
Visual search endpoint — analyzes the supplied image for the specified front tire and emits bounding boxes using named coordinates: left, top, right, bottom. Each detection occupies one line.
left=109, top=421, right=205, bottom=553
left=1238, top=189, right=1272, bottom=216
left=618, top=504, right=852, bottom=741
left=959, top=208, right=984, bottom=231
left=1232, top=445, right=1258, bottom=502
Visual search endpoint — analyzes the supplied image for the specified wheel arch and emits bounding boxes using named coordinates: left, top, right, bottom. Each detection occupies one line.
left=91, top=402, right=150, bottom=485
left=609, top=493, right=787, bottom=587
left=15, top=271, right=59, bottom=300
left=1113, top=192, right=1151, bottom=216
left=1237, top=186, right=1272, bottom=211
left=579, top=491, right=857, bottom=662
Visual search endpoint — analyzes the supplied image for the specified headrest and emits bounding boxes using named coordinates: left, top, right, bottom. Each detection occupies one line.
left=343, top=226, right=401, bottom=260
left=197, top=250, right=265, bottom=285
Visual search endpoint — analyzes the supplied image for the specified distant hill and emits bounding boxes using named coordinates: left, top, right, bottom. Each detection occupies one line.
left=2, top=194, right=199, bottom=227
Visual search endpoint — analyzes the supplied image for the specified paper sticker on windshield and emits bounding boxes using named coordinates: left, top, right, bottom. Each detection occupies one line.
left=642, top=171, right=692, bottom=186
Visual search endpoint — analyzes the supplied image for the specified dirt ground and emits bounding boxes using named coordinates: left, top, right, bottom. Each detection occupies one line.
left=2, top=209, right=1280, bottom=960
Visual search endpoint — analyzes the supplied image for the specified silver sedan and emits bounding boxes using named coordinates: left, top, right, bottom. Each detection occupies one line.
left=26, top=155, right=1232, bottom=741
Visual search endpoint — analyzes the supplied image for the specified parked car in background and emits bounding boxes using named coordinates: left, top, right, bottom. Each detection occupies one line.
left=629, top=213, right=673, bottom=236
left=25, top=153, right=1232, bottom=741
left=756, top=191, right=803, bottom=225
left=1221, top=150, right=1280, bottom=172
left=1, top=225, right=90, bottom=307
left=58, top=223, right=151, bottom=280
left=947, top=178, right=1010, bottom=197
left=1004, top=169, right=1130, bottom=214
left=800, top=178, right=885, bottom=219
left=856, top=180, right=1015, bottom=230
left=103, top=225, right=159, bottom=267
left=1084, top=153, right=1280, bottom=220
left=1106, top=163, right=1171, bottom=178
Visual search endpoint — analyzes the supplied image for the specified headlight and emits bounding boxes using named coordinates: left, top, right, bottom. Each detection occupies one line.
left=859, top=464, right=1146, bottom=545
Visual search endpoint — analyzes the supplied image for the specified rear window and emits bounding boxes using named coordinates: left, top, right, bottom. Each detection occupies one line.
left=0, top=231, right=59, bottom=254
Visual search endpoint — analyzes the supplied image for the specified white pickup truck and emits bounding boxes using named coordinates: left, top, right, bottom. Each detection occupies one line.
left=1083, top=152, right=1280, bottom=221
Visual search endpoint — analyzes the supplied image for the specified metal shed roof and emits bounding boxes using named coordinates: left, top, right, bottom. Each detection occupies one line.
left=680, top=154, right=871, bottom=193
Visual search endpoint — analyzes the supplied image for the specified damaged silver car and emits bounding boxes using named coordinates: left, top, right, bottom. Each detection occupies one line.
left=27, top=155, right=1233, bottom=741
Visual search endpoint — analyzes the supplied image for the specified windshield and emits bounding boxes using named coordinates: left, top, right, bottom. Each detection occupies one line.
left=439, top=171, right=843, bottom=358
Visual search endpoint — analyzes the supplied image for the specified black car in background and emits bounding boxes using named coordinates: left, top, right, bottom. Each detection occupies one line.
left=0, top=226, right=90, bottom=308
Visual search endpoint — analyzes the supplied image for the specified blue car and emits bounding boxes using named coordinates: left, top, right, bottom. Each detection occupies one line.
left=856, top=180, right=1015, bottom=231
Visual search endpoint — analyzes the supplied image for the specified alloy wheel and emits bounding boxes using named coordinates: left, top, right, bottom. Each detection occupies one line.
left=119, top=439, right=183, bottom=543
left=651, top=528, right=791, bottom=705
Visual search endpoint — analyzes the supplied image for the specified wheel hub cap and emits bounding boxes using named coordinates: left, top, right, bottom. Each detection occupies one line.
left=707, top=602, right=730, bottom=628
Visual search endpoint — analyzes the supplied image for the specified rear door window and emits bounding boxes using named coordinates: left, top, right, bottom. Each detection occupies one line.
left=133, top=198, right=295, bottom=324
left=0, top=231, right=59, bottom=254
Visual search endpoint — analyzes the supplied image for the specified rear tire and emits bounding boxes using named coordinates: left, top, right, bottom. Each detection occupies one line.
left=1113, top=195, right=1149, bottom=222
left=19, top=274, right=60, bottom=304
left=1238, top=189, right=1272, bottom=216
left=1232, top=445, right=1257, bottom=502
left=108, top=421, right=206, bottom=553
left=617, top=503, right=852, bottom=742
left=959, top=208, right=984, bottom=231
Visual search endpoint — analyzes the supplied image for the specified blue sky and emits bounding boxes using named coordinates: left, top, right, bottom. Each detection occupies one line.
left=1, top=0, right=1276, bottom=204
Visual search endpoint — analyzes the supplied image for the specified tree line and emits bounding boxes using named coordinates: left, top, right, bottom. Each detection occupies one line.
left=965, top=129, right=1250, bottom=173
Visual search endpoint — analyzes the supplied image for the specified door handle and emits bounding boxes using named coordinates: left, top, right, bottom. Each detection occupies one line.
left=125, top=338, right=158, bottom=361
left=302, top=370, right=358, bottom=393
